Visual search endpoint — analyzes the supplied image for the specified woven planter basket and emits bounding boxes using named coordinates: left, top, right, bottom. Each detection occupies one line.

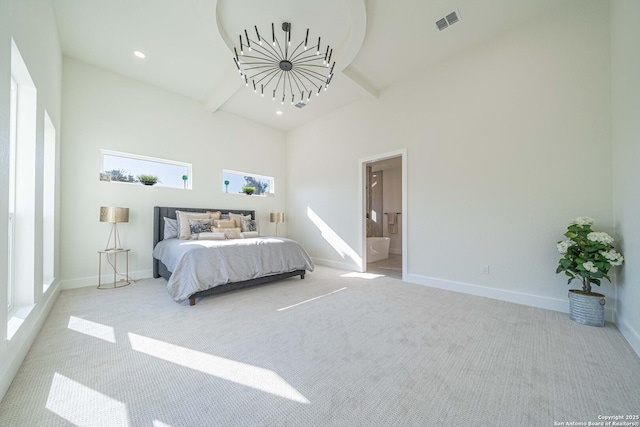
left=568, top=290, right=605, bottom=327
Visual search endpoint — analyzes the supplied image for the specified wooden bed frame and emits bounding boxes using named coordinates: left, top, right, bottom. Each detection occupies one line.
left=153, top=206, right=305, bottom=305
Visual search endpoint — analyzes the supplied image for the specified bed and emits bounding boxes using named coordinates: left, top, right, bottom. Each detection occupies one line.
left=152, top=206, right=314, bottom=305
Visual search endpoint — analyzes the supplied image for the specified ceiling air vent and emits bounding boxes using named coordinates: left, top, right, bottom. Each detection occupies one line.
left=435, top=9, right=461, bottom=31
left=295, top=102, right=306, bottom=109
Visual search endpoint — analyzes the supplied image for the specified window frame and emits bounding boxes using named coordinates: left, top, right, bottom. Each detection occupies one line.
left=7, top=76, right=18, bottom=311
left=222, top=169, right=275, bottom=196
left=100, top=149, right=193, bottom=190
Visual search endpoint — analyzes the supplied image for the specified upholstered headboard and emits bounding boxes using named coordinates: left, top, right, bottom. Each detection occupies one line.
left=152, top=206, right=255, bottom=278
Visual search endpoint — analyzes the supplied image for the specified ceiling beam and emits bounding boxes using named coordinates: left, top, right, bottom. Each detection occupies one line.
left=342, top=66, right=379, bottom=99
left=203, top=67, right=243, bottom=113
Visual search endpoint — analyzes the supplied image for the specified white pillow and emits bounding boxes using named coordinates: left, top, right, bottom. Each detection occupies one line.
left=163, top=217, right=178, bottom=239
left=197, top=232, right=226, bottom=240
left=212, top=227, right=242, bottom=239
left=240, top=231, right=259, bottom=238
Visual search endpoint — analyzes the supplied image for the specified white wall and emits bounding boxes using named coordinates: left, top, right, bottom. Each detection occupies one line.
left=611, top=0, right=640, bottom=355
left=0, top=0, right=62, bottom=402
left=287, top=1, right=613, bottom=315
left=60, top=59, right=287, bottom=288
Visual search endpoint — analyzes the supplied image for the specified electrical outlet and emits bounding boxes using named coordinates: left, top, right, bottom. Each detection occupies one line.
left=481, top=265, right=489, bottom=274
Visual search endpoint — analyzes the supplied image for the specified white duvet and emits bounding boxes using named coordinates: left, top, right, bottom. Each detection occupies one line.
left=153, top=237, right=315, bottom=303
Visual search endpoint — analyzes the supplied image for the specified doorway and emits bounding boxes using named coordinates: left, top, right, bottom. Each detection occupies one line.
left=360, top=149, right=407, bottom=280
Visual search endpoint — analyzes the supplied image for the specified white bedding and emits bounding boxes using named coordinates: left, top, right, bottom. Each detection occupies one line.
left=153, top=237, right=315, bottom=303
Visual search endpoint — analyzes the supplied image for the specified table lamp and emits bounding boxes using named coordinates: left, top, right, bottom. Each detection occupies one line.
left=100, top=206, right=129, bottom=250
left=269, top=212, right=284, bottom=237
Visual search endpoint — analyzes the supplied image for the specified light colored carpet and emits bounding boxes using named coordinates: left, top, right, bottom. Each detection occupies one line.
left=0, top=265, right=639, bottom=427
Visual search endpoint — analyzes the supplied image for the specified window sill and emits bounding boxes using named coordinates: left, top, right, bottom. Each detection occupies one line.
left=7, top=304, right=35, bottom=340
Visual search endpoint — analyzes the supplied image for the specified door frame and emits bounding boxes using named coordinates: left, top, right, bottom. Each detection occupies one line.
left=358, top=148, right=407, bottom=280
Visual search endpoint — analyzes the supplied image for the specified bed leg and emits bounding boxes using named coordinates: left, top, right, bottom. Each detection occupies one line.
left=300, top=272, right=305, bottom=279
left=189, top=296, right=196, bottom=306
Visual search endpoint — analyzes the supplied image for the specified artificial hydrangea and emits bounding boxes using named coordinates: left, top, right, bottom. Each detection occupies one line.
left=587, top=231, right=615, bottom=245
left=569, top=216, right=595, bottom=227
left=582, top=261, right=598, bottom=273
left=556, top=240, right=575, bottom=255
left=600, top=249, right=624, bottom=266
left=556, top=217, right=624, bottom=293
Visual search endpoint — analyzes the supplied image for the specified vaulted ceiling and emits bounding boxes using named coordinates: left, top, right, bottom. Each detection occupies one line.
left=52, top=0, right=563, bottom=131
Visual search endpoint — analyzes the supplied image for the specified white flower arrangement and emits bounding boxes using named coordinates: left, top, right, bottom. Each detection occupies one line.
left=556, top=217, right=624, bottom=294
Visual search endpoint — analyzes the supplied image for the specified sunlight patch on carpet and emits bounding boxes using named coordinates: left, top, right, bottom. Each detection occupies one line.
left=128, top=333, right=310, bottom=404
left=46, top=373, right=129, bottom=426
left=277, top=287, right=347, bottom=311
left=67, top=316, right=116, bottom=343
left=341, top=272, right=385, bottom=279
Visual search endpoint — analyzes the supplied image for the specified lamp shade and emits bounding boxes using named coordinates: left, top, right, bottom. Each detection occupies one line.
left=99, top=207, right=129, bottom=223
left=269, top=212, right=285, bottom=223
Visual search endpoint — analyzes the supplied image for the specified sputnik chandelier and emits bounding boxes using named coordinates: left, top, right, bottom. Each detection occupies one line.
left=232, top=22, right=335, bottom=105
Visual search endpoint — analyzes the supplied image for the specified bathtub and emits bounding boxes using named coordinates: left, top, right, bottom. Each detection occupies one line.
left=367, top=237, right=390, bottom=263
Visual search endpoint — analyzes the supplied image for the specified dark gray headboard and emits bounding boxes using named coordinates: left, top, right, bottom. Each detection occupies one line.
left=153, top=206, right=255, bottom=278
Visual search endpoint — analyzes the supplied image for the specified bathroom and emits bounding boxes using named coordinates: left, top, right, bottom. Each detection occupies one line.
left=365, top=156, right=402, bottom=278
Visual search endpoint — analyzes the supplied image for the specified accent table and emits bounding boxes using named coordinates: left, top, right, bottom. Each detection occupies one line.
left=98, top=248, right=131, bottom=289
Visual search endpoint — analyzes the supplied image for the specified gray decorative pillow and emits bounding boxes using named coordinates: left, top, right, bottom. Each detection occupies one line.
left=241, top=218, right=259, bottom=233
left=164, top=217, right=179, bottom=239
left=189, top=218, right=213, bottom=235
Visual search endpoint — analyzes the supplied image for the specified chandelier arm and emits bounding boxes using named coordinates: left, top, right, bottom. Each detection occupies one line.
left=295, top=63, right=333, bottom=69
left=287, top=40, right=306, bottom=61
left=293, top=53, right=329, bottom=63
left=289, top=69, right=312, bottom=92
left=260, top=69, right=282, bottom=89
left=292, top=68, right=324, bottom=89
left=241, top=64, right=279, bottom=74
left=253, top=68, right=280, bottom=86
left=273, top=71, right=284, bottom=93
left=289, top=72, right=303, bottom=96
left=295, top=67, right=332, bottom=81
left=273, top=34, right=286, bottom=60
left=244, top=39, right=281, bottom=62
left=287, top=72, right=295, bottom=100
left=238, top=55, right=278, bottom=63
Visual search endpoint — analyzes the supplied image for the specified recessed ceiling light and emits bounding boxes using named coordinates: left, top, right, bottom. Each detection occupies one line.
left=276, top=111, right=283, bottom=115
left=133, top=50, right=146, bottom=59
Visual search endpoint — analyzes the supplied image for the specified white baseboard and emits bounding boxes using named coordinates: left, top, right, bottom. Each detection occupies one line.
left=389, top=248, right=402, bottom=255
left=60, top=269, right=153, bottom=290
left=615, top=313, right=640, bottom=358
left=405, top=273, right=616, bottom=322
left=312, top=257, right=360, bottom=272
left=0, top=280, right=61, bottom=402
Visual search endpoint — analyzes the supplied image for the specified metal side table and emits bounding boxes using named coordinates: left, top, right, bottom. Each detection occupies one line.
left=98, top=248, right=131, bottom=289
